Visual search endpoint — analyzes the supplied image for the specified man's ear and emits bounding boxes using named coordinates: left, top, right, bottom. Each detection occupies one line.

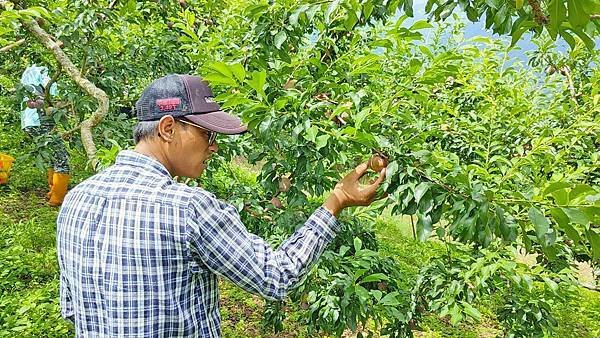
left=157, top=115, right=176, bottom=142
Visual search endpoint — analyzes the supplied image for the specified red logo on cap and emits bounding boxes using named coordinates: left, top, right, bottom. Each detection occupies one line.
left=156, top=98, right=181, bottom=111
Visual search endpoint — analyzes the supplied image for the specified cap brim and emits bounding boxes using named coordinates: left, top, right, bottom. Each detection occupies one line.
left=185, top=111, right=247, bottom=135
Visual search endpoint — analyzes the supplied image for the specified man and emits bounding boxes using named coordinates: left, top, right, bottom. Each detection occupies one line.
left=19, top=65, right=70, bottom=205
left=57, top=74, right=386, bottom=337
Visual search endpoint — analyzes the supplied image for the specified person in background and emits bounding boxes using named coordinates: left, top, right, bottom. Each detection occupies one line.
left=19, top=64, right=70, bottom=206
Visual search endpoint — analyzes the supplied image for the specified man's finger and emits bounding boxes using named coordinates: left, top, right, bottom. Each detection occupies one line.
left=350, top=161, right=370, bottom=180
left=363, top=168, right=386, bottom=196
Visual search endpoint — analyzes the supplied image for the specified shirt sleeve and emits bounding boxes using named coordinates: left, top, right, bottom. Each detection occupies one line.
left=186, top=192, right=340, bottom=301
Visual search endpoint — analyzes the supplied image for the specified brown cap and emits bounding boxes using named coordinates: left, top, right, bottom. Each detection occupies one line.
left=135, top=74, right=247, bottom=134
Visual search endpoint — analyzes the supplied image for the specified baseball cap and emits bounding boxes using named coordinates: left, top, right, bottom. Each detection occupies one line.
left=135, top=74, right=247, bottom=134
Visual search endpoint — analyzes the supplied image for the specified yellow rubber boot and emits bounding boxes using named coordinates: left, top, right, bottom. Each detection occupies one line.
left=46, top=169, right=54, bottom=200
left=48, top=173, right=70, bottom=206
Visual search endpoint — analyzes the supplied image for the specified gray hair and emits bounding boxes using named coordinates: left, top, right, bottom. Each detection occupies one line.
left=133, top=120, right=160, bottom=144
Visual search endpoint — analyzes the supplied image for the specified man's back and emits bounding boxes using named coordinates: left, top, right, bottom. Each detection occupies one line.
left=57, top=151, right=222, bottom=337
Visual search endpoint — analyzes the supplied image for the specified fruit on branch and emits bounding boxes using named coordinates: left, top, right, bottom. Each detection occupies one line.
left=270, top=197, right=283, bottom=209
left=167, top=21, right=174, bottom=29
left=368, top=153, right=388, bottom=172
left=179, top=0, right=187, bottom=8
left=278, top=176, right=291, bottom=192
left=283, top=79, right=296, bottom=90
left=35, top=99, right=45, bottom=108
left=26, top=100, right=37, bottom=108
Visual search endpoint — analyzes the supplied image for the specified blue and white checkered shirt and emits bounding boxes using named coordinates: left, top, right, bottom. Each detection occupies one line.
left=57, top=150, right=340, bottom=337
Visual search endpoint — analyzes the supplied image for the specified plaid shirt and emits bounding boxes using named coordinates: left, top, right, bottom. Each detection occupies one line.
left=57, top=150, right=340, bottom=337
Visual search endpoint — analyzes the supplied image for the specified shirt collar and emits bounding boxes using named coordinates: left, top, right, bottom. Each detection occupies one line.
left=115, top=150, right=173, bottom=179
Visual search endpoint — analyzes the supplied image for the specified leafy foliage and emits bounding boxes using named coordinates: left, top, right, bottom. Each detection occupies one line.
left=0, top=0, right=599, bottom=337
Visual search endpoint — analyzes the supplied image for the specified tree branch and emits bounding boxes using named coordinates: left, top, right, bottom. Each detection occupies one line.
left=0, top=38, right=25, bottom=52
left=591, top=14, right=600, bottom=20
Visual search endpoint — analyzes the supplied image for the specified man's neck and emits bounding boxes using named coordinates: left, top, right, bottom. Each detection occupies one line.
left=134, top=141, right=173, bottom=175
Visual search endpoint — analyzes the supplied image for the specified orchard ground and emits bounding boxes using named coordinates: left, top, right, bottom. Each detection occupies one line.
left=0, top=118, right=598, bottom=337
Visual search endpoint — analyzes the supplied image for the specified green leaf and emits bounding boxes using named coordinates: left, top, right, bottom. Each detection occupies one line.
left=449, top=303, right=464, bottom=326
left=378, top=292, right=400, bottom=306
left=550, top=207, right=578, bottom=239
left=567, top=0, right=588, bottom=27
left=551, top=189, right=569, bottom=206
left=544, top=181, right=571, bottom=195
left=289, top=4, right=308, bottom=26
left=569, top=184, right=596, bottom=201
left=461, top=301, right=482, bottom=320
left=562, top=207, right=589, bottom=225
left=353, top=268, right=368, bottom=281
left=542, top=277, right=558, bottom=293
left=325, top=0, right=341, bottom=24
left=409, top=20, right=433, bottom=30
left=569, top=26, right=596, bottom=49
left=515, top=0, right=524, bottom=9
left=229, top=63, right=246, bottom=82
left=273, top=30, right=287, bottom=49
left=560, top=29, right=577, bottom=49
left=344, top=9, right=359, bottom=30
left=247, top=70, right=266, bottom=98
left=354, top=237, right=363, bottom=252
left=203, top=73, right=237, bottom=86
left=587, top=229, right=600, bottom=260
left=361, top=273, right=390, bottom=284
left=315, top=134, right=330, bottom=150
left=548, top=0, right=567, bottom=39
left=510, top=21, right=536, bottom=46
left=304, top=125, right=318, bottom=143
left=414, top=182, right=432, bottom=204
left=208, top=62, right=233, bottom=79
left=528, top=207, right=550, bottom=240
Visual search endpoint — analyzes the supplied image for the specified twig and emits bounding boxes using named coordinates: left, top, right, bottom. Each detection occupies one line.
left=559, top=65, right=578, bottom=103
left=43, top=68, right=61, bottom=107
left=410, top=214, right=416, bottom=240
left=0, top=38, right=25, bottom=52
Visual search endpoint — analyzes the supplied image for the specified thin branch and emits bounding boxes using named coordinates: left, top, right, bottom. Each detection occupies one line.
left=559, top=65, right=578, bottom=103
left=43, top=68, right=61, bottom=107
left=591, top=14, right=600, bottom=20
left=410, top=215, right=416, bottom=240
left=0, top=38, right=25, bottom=52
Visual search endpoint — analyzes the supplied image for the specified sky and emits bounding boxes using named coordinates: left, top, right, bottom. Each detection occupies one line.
left=405, top=0, right=572, bottom=65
